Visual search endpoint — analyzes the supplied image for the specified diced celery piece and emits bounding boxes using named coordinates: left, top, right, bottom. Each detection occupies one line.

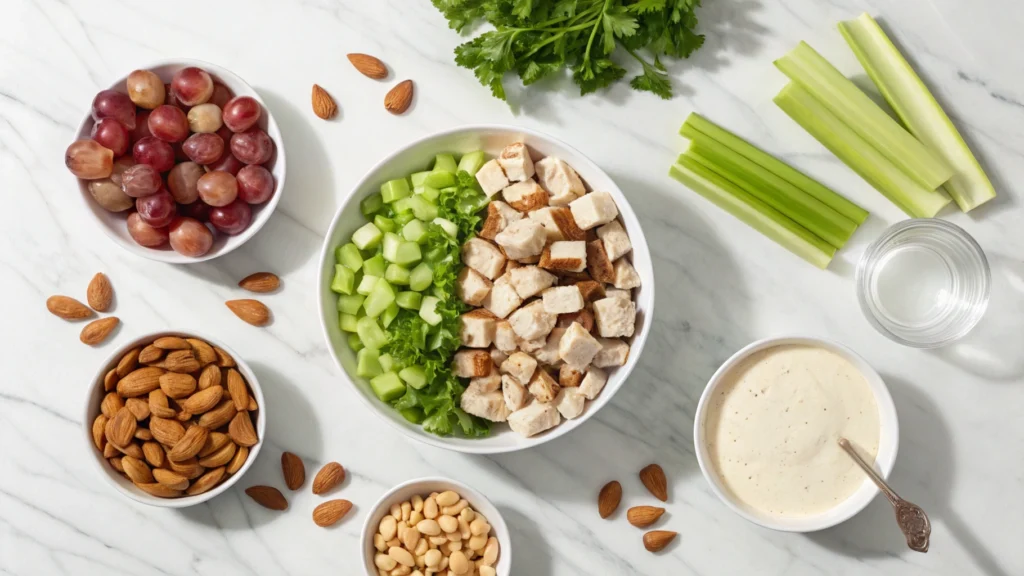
left=330, top=264, right=355, bottom=295
left=457, top=150, right=486, bottom=175
left=431, top=284, right=446, bottom=298
left=369, top=372, right=406, bottom=402
left=339, top=313, right=359, bottom=332
left=396, top=291, right=422, bottom=310
left=392, top=197, right=413, bottom=214
left=356, top=316, right=389, bottom=351
left=422, top=170, right=456, bottom=189
left=380, top=178, right=411, bottom=203
left=393, top=211, right=416, bottom=226
left=399, top=407, right=425, bottom=424
left=419, top=295, right=443, bottom=326
left=385, top=263, right=411, bottom=285
left=402, top=219, right=428, bottom=243
left=418, top=185, right=440, bottom=202
left=360, top=193, right=383, bottom=217
left=433, top=153, right=458, bottom=173
left=399, top=365, right=428, bottom=389
left=336, top=294, right=365, bottom=315
left=356, top=349, right=383, bottom=378
left=347, top=333, right=364, bottom=352
left=392, top=241, right=422, bottom=266
left=432, top=218, right=458, bottom=238
left=374, top=215, right=396, bottom=234
left=356, top=275, right=380, bottom=296
left=409, top=263, right=433, bottom=292
left=382, top=232, right=402, bottom=262
left=378, top=354, right=396, bottom=373
left=363, top=254, right=386, bottom=278
left=363, top=279, right=396, bottom=318
left=351, top=222, right=383, bottom=250
left=410, top=171, right=431, bottom=187
left=381, top=302, right=400, bottom=328
left=336, top=243, right=364, bottom=271
left=407, top=195, right=439, bottom=222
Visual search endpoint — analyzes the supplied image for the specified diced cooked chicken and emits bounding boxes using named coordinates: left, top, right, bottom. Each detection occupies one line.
left=460, top=309, right=496, bottom=348
left=498, top=142, right=535, bottom=182
left=493, top=320, right=518, bottom=353
left=539, top=241, right=586, bottom=273
left=528, top=369, right=560, bottom=403
left=604, top=288, right=631, bottom=301
left=453, top=349, right=493, bottom=378
left=489, top=347, right=508, bottom=367
left=559, top=322, right=601, bottom=369
left=554, top=387, right=586, bottom=419
left=460, top=381, right=511, bottom=422
left=502, top=374, right=530, bottom=412
left=542, top=286, right=584, bottom=315
left=612, top=258, right=641, bottom=290
left=533, top=327, right=565, bottom=366
left=483, top=274, right=523, bottom=319
left=479, top=201, right=523, bottom=240
left=569, top=191, right=619, bottom=230
left=502, top=180, right=548, bottom=212
left=508, top=266, right=556, bottom=300
left=470, top=367, right=502, bottom=393
left=518, top=334, right=546, bottom=354
left=494, top=219, right=547, bottom=261
left=593, top=338, right=630, bottom=368
left=457, top=267, right=492, bottom=307
left=462, top=238, right=506, bottom=280
left=559, top=365, right=583, bottom=388
left=578, top=368, right=608, bottom=400
left=593, top=297, right=637, bottom=338
left=576, top=280, right=606, bottom=304
left=475, top=159, right=509, bottom=197
left=500, top=351, right=537, bottom=385
left=535, top=156, right=585, bottom=206
left=504, top=259, right=522, bottom=275
left=586, top=239, right=615, bottom=283
left=557, top=309, right=595, bottom=333
left=597, top=220, right=632, bottom=261
left=529, top=207, right=586, bottom=242
left=508, top=300, right=557, bottom=341
left=508, top=400, right=560, bottom=437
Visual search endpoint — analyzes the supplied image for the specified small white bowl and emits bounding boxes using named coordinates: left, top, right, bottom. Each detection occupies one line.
left=361, top=477, right=511, bottom=576
left=317, top=125, right=654, bottom=454
left=74, top=59, right=286, bottom=263
left=83, top=330, right=266, bottom=507
left=693, top=336, right=900, bottom=532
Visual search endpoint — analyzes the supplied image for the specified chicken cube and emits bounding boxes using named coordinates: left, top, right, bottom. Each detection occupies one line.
left=576, top=280, right=606, bottom=304
left=559, top=365, right=584, bottom=388
left=542, top=286, right=584, bottom=315
left=593, top=338, right=630, bottom=368
left=508, top=400, right=560, bottom=437
left=508, top=300, right=557, bottom=341
left=508, top=266, right=556, bottom=300
left=470, top=367, right=502, bottom=393
left=529, top=207, right=586, bottom=243
left=502, top=180, right=548, bottom=212
left=462, top=238, right=506, bottom=280
left=539, top=241, right=587, bottom=273
left=500, top=351, right=537, bottom=385
left=554, top=387, right=586, bottom=419
left=483, top=274, right=523, bottom=319
left=597, top=220, right=632, bottom=261
left=528, top=369, right=560, bottom=403
left=604, top=288, right=631, bottom=301
left=460, top=309, right=496, bottom=348
left=535, top=156, right=585, bottom=206
left=558, top=322, right=602, bottom=369
left=494, top=218, right=547, bottom=261
left=593, top=297, right=637, bottom=338
left=578, top=368, right=608, bottom=400
left=457, top=267, right=492, bottom=307
left=569, top=191, right=619, bottom=230
left=453, top=349, right=493, bottom=378
left=494, top=320, right=518, bottom=353
left=479, top=201, right=523, bottom=240
left=475, top=159, right=510, bottom=197
left=489, top=347, right=508, bottom=367
left=533, top=327, right=565, bottom=366
left=498, top=142, right=535, bottom=182
left=502, top=374, right=530, bottom=412
left=460, top=381, right=511, bottom=422
left=612, top=258, right=642, bottom=290
left=557, top=309, right=595, bottom=333
left=518, top=334, right=547, bottom=354
left=586, top=239, right=615, bottom=284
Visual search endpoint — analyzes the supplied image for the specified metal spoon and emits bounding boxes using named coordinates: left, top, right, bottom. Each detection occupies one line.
left=838, top=437, right=931, bottom=553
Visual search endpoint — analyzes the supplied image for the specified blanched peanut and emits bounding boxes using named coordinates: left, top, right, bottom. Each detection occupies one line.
left=448, top=540, right=462, bottom=552
left=429, top=535, right=447, bottom=546
left=402, top=501, right=412, bottom=522
left=448, top=550, right=470, bottom=575
left=402, top=526, right=420, bottom=550
left=412, top=494, right=424, bottom=512
left=482, top=537, right=499, bottom=565
left=424, top=497, right=439, bottom=519
left=440, top=557, right=449, bottom=570
left=376, top=553, right=398, bottom=570
left=390, top=566, right=411, bottom=576
left=397, top=523, right=408, bottom=542
left=417, top=518, right=441, bottom=536
left=459, top=508, right=474, bottom=523
left=446, top=530, right=462, bottom=542
left=436, top=491, right=459, bottom=507
left=469, top=534, right=487, bottom=551
left=414, top=537, right=428, bottom=557
left=411, top=571, right=424, bottom=576
left=480, top=566, right=497, bottom=576
left=380, top=516, right=398, bottom=541
left=387, top=538, right=401, bottom=549
left=374, top=533, right=388, bottom=552
left=409, top=510, right=424, bottom=526
left=424, top=549, right=442, bottom=568
left=391, top=503, right=402, bottom=520
left=389, top=546, right=415, bottom=567
left=458, top=517, right=471, bottom=541
left=378, top=569, right=389, bottom=576
left=438, top=515, right=458, bottom=533
left=470, top=518, right=490, bottom=536
left=441, top=499, right=468, bottom=516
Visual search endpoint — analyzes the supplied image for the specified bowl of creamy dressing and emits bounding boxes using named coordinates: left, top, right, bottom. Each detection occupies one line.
left=694, top=337, right=899, bottom=532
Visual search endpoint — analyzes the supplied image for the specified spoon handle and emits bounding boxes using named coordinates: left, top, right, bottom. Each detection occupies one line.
left=838, top=438, right=900, bottom=505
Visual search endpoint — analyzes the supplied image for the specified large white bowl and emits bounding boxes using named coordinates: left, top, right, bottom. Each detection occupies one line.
left=74, top=59, right=285, bottom=263
left=693, top=336, right=900, bottom=532
left=83, top=330, right=266, bottom=508
left=317, top=125, right=654, bottom=454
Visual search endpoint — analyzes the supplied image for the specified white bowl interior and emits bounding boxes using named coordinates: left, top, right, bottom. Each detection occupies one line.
left=75, top=59, right=286, bottom=263
left=693, top=337, right=900, bottom=532
left=317, top=125, right=654, bottom=454
left=360, top=477, right=512, bottom=576
left=83, top=331, right=266, bottom=508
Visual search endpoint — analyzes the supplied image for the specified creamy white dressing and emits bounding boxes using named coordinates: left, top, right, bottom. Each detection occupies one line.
left=705, top=344, right=880, bottom=517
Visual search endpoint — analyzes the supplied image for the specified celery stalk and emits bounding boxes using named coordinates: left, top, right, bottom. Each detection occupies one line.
left=775, top=42, right=953, bottom=190
left=670, top=155, right=835, bottom=269
left=774, top=83, right=951, bottom=218
left=681, top=113, right=869, bottom=224
left=838, top=14, right=996, bottom=212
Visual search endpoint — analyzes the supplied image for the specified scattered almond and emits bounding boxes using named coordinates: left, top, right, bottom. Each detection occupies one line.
left=313, top=499, right=353, bottom=527
left=347, top=53, right=388, bottom=79
left=46, top=295, right=93, bottom=320
left=281, top=452, right=305, bottom=490
left=245, top=485, right=288, bottom=510
left=311, top=84, right=337, bottom=119
left=226, top=299, right=271, bottom=326
left=385, top=80, right=414, bottom=114
left=643, top=530, right=677, bottom=552
left=238, top=272, right=280, bottom=293
left=627, top=506, right=665, bottom=528
left=312, top=462, right=345, bottom=494
left=86, top=273, right=113, bottom=312
left=598, top=480, right=622, bottom=519
left=639, top=464, right=668, bottom=502
left=80, top=317, right=119, bottom=345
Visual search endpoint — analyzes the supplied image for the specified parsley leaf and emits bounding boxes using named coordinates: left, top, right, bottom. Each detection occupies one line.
left=628, top=52, right=672, bottom=99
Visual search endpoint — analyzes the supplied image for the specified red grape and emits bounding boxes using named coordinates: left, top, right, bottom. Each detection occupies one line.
left=209, top=199, right=252, bottom=235
left=127, top=212, right=169, bottom=247
left=90, top=117, right=130, bottom=157
left=120, top=163, right=163, bottom=197
left=65, top=140, right=113, bottom=179
left=197, top=171, right=238, bottom=206
left=172, top=67, right=214, bottom=106
left=230, top=129, right=273, bottom=165
left=169, top=217, right=214, bottom=257
left=131, top=110, right=153, bottom=143
left=182, top=132, right=224, bottom=165
left=236, top=165, right=275, bottom=204
left=133, top=137, right=175, bottom=172
left=181, top=200, right=211, bottom=221
left=148, top=105, right=189, bottom=142
left=210, top=83, right=234, bottom=108
left=110, top=155, right=135, bottom=187
left=167, top=161, right=204, bottom=204
left=187, top=103, right=222, bottom=133
left=221, top=96, right=261, bottom=132
left=88, top=178, right=134, bottom=212
left=206, top=151, right=244, bottom=175
left=126, top=70, right=165, bottom=109
left=165, top=83, right=190, bottom=112
left=92, top=90, right=136, bottom=130
left=136, top=188, right=177, bottom=227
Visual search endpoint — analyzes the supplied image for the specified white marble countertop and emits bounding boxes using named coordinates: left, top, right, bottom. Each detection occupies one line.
left=2, top=0, right=1022, bottom=574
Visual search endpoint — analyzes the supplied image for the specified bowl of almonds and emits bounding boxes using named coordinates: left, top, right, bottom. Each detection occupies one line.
left=84, top=331, right=266, bottom=507
left=361, top=477, right=511, bottom=576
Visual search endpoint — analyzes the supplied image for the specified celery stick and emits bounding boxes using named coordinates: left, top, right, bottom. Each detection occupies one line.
left=347, top=333, right=364, bottom=352
left=839, top=14, right=996, bottom=212
left=381, top=178, right=411, bottom=203
left=336, top=243, right=363, bottom=271
left=356, top=316, right=389, bottom=351
left=457, top=151, right=486, bottom=175
left=360, top=193, right=383, bottom=217
left=352, top=222, right=382, bottom=250
left=681, top=113, right=869, bottom=224
left=670, top=155, right=835, bottom=269
left=330, top=265, right=355, bottom=295
left=336, top=294, right=365, bottom=315
left=775, top=83, right=951, bottom=218
left=396, top=291, right=422, bottom=310
left=410, top=171, right=431, bottom=187
left=363, top=254, right=386, bottom=277
left=374, top=215, right=396, bottom=234
left=775, top=42, right=952, bottom=190
left=339, top=314, right=359, bottom=332
left=434, top=154, right=458, bottom=173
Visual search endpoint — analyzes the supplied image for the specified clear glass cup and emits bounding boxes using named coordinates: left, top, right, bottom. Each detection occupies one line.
left=856, top=219, right=990, bottom=348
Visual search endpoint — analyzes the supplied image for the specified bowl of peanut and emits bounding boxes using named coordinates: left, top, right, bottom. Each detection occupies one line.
left=361, top=477, right=511, bottom=576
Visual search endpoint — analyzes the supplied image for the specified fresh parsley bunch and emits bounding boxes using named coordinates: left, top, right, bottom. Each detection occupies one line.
left=432, top=0, right=704, bottom=100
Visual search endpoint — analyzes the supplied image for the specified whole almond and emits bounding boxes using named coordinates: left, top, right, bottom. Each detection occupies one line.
left=80, top=317, right=119, bottom=346
left=226, top=299, right=271, bottom=326
left=136, top=482, right=182, bottom=498
left=312, top=462, right=345, bottom=495
left=109, top=457, right=124, bottom=472
left=247, top=395, right=258, bottom=411
left=238, top=272, right=280, bottom=293
left=347, top=53, right=388, bottom=79
left=186, top=466, right=226, bottom=496
left=46, top=295, right=93, bottom=320
left=281, top=452, right=305, bottom=490
left=115, top=441, right=144, bottom=460
left=168, top=425, right=209, bottom=462
left=125, top=397, right=151, bottom=421
left=226, top=369, right=248, bottom=411
left=385, top=80, right=414, bottom=115
left=86, top=273, right=113, bottom=312
left=105, top=407, right=136, bottom=448
left=91, top=414, right=108, bottom=450
left=134, top=428, right=153, bottom=441
left=148, top=389, right=176, bottom=418
left=154, top=336, right=190, bottom=350
left=116, top=347, right=140, bottom=378
left=121, top=455, right=154, bottom=484
left=198, top=364, right=222, bottom=391
left=152, top=468, right=189, bottom=491
left=228, top=412, right=259, bottom=447
left=639, top=464, right=668, bottom=502
left=149, top=416, right=186, bottom=447
left=103, top=368, right=118, bottom=392
left=167, top=457, right=204, bottom=479
left=159, top=372, right=197, bottom=399
left=118, top=367, right=164, bottom=397
left=213, top=346, right=235, bottom=367
left=311, top=84, right=337, bottom=120
left=198, top=399, right=237, bottom=430
left=198, top=440, right=237, bottom=468
left=643, top=530, right=677, bottom=552
left=139, top=344, right=164, bottom=364
left=313, top=499, right=353, bottom=527
left=142, top=441, right=165, bottom=467
left=199, top=432, right=231, bottom=458
left=101, top=392, right=125, bottom=418
left=227, top=445, right=249, bottom=475
left=627, top=506, right=666, bottom=528
left=245, top=485, right=287, bottom=510
left=598, top=480, right=622, bottom=519
left=181, top=386, right=224, bottom=414
left=159, top=349, right=201, bottom=373
left=186, top=338, right=217, bottom=366
left=103, top=443, right=119, bottom=458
